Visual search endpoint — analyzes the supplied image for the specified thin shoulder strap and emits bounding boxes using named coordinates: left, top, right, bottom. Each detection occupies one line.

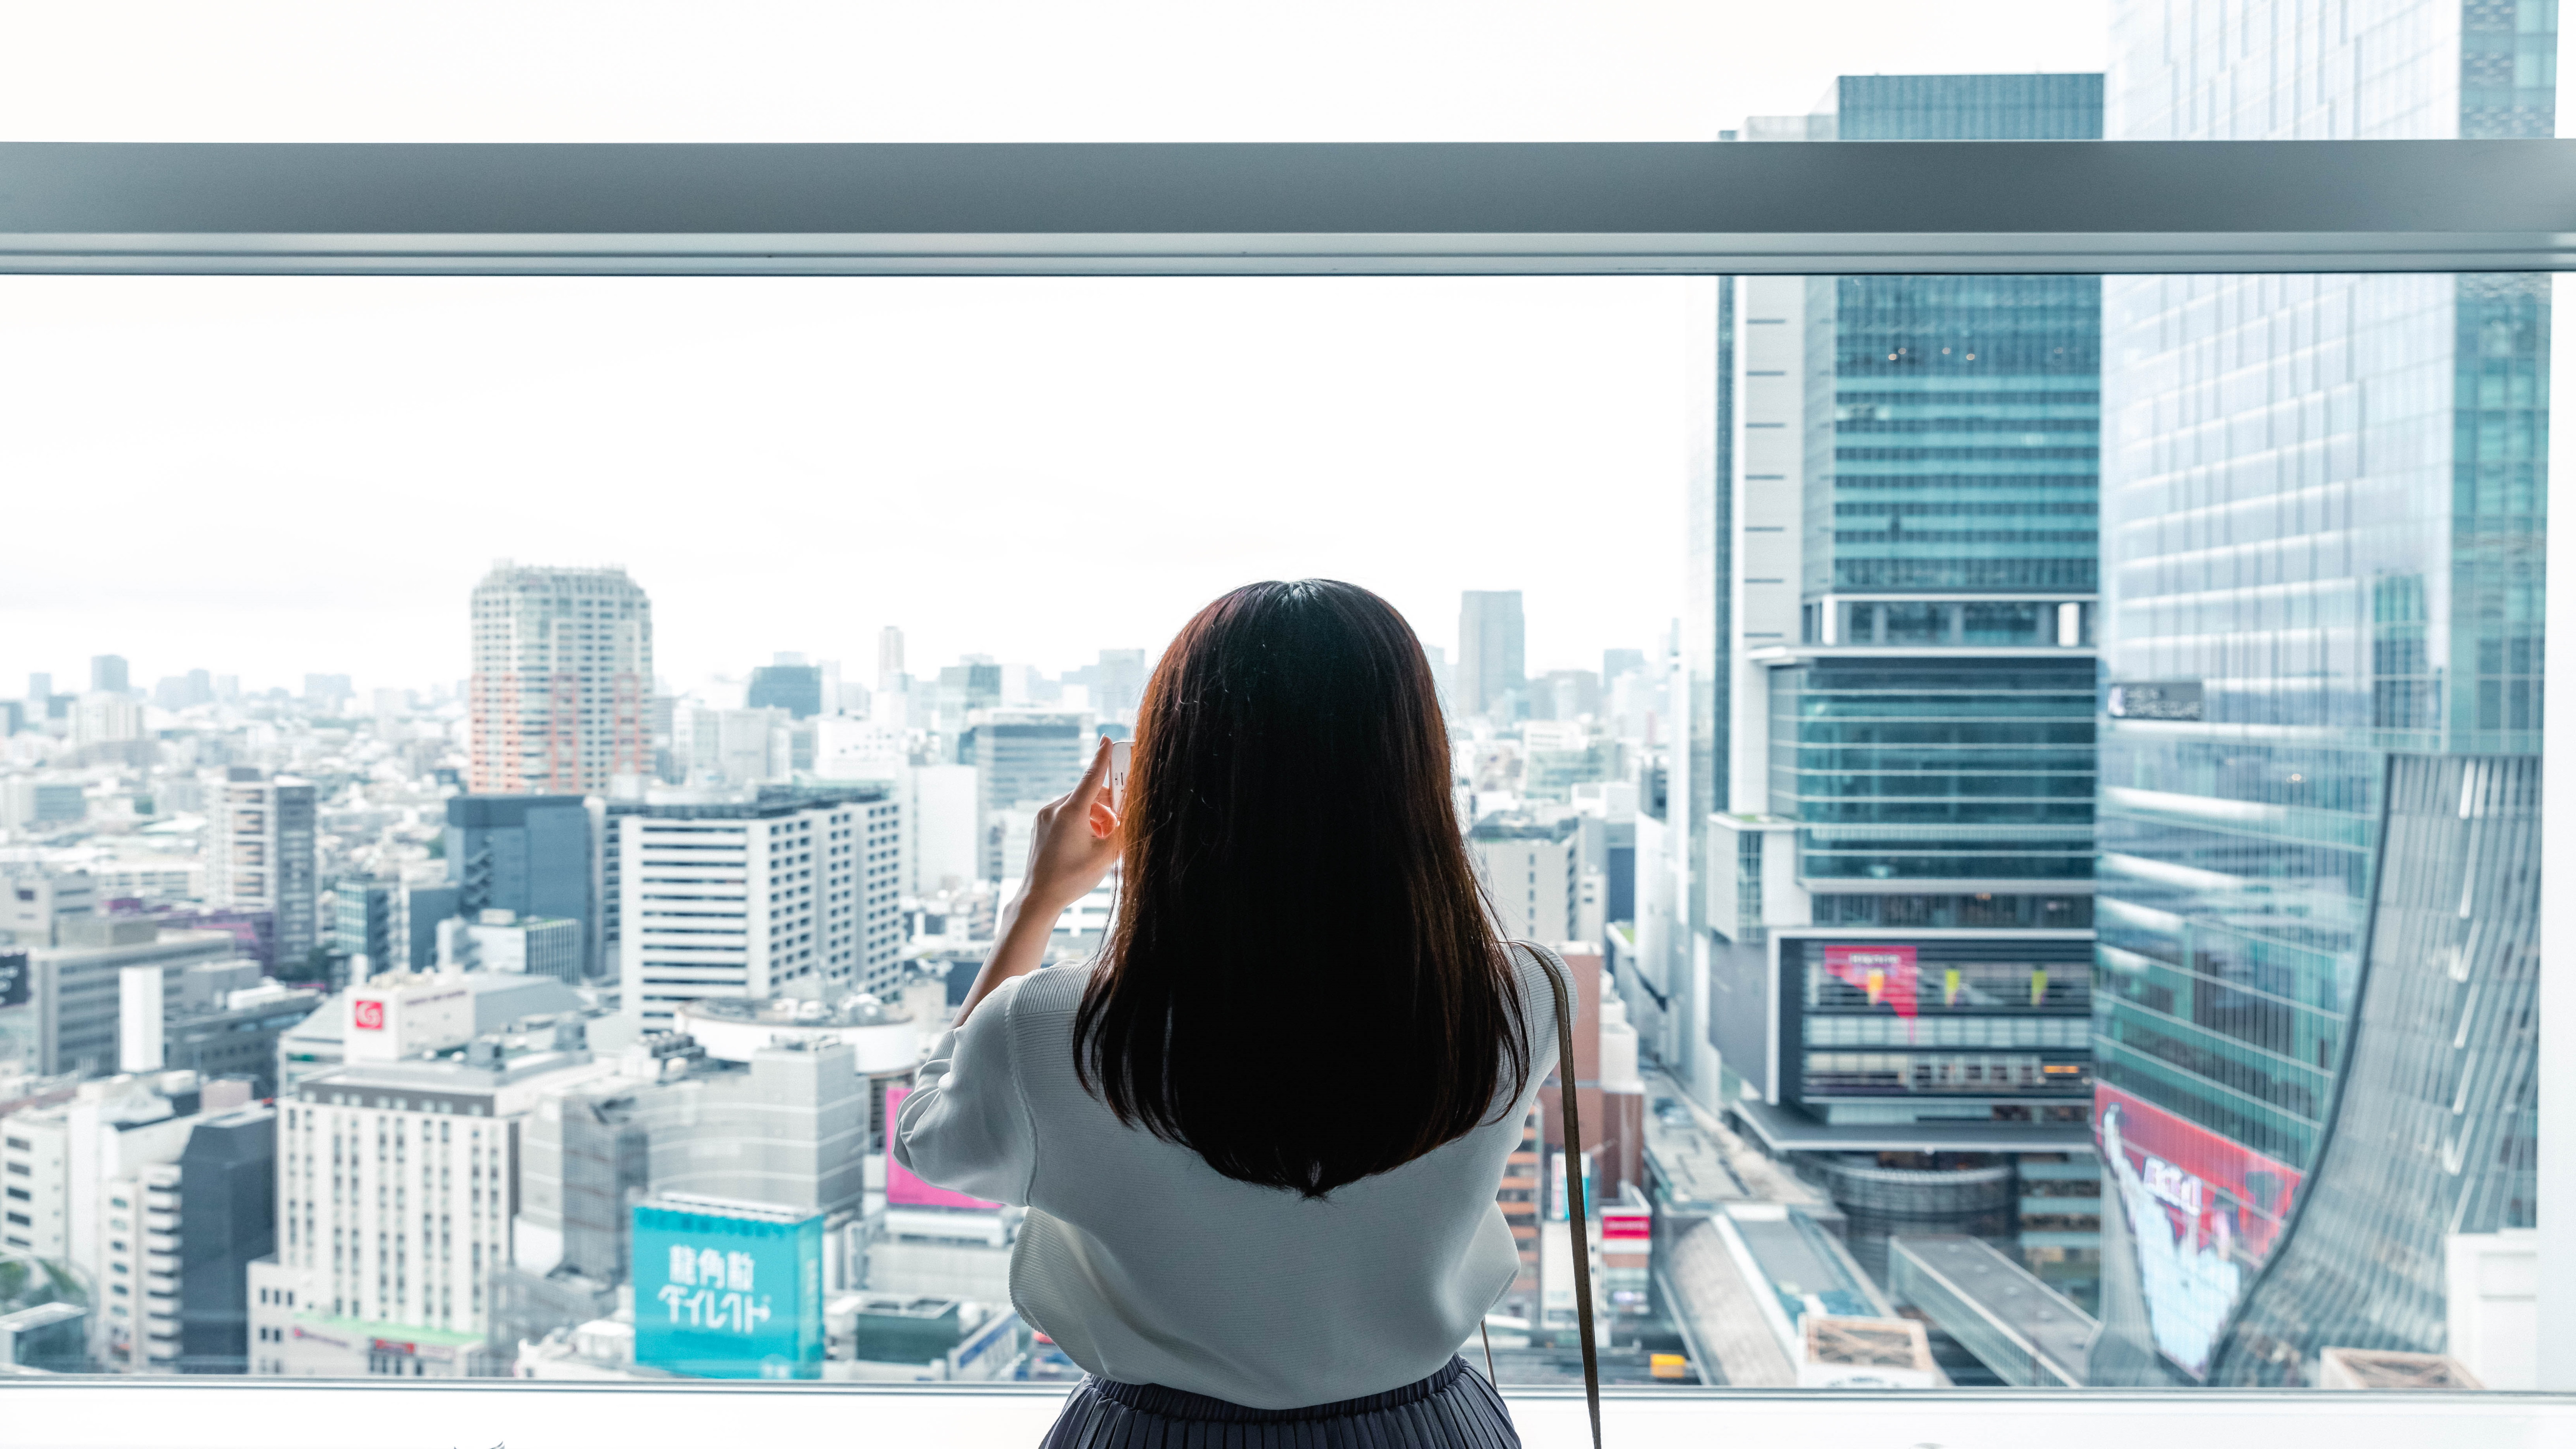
left=1523, top=941, right=1601, bottom=1449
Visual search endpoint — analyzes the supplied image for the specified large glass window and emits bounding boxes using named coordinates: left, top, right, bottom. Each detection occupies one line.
left=0, top=0, right=2560, bottom=1417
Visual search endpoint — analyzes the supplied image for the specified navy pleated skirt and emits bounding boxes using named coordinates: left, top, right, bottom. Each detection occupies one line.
left=1038, top=1357, right=1520, bottom=1449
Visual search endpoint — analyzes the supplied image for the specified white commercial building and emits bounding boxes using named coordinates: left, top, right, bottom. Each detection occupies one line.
left=250, top=1041, right=621, bottom=1378
left=1467, top=814, right=1580, bottom=944
left=1, top=866, right=95, bottom=947
left=612, top=788, right=905, bottom=1031
left=0, top=1070, right=263, bottom=1370
left=467, top=562, right=654, bottom=795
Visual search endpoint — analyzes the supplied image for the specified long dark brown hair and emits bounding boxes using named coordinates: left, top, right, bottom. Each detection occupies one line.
left=1073, top=579, right=1531, bottom=1198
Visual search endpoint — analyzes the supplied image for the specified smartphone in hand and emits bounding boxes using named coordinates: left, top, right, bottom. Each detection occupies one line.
left=1108, top=740, right=1131, bottom=812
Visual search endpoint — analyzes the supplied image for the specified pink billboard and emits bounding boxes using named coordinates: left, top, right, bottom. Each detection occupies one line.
left=883, top=1084, right=1003, bottom=1210
left=1822, top=944, right=1918, bottom=1039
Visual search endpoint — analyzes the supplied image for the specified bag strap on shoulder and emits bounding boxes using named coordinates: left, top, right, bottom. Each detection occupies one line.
left=1522, top=941, right=1601, bottom=1449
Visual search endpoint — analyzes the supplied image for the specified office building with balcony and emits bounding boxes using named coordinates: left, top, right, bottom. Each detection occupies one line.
left=1690, top=72, right=2106, bottom=1304
left=2085, top=0, right=2553, bottom=1389
left=609, top=785, right=906, bottom=1028
left=328, top=879, right=402, bottom=979
left=207, top=770, right=318, bottom=971
left=444, top=794, right=601, bottom=978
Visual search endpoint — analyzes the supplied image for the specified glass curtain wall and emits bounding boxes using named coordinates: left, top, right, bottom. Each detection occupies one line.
left=2087, top=0, right=2552, bottom=1387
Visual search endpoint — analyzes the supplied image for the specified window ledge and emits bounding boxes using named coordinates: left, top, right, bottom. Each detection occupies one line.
left=6, top=1378, right=2573, bottom=1449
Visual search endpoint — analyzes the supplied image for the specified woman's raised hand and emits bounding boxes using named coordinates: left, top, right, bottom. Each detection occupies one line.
left=1017, top=734, right=1123, bottom=913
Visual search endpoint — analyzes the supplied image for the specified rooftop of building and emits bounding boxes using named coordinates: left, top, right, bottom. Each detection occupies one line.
left=283, top=970, right=588, bottom=1046
left=607, top=781, right=891, bottom=818
left=1468, top=811, right=1580, bottom=842
left=294, top=1042, right=596, bottom=1100
left=679, top=993, right=914, bottom=1030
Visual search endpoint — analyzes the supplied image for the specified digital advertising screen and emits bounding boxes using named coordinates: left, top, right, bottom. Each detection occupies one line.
left=2093, top=1082, right=2303, bottom=1379
left=884, top=1083, right=1004, bottom=1209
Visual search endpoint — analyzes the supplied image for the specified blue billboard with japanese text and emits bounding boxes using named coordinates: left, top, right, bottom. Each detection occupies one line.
left=631, top=1197, right=824, bottom=1380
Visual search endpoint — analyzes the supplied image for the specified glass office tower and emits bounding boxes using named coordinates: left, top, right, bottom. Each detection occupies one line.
left=2088, top=0, right=2550, bottom=1387
left=1698, top=74, right=2107, bottom=1306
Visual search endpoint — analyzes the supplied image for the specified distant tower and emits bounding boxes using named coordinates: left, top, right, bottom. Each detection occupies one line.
left=877, top=626, right=906, bottom=696
left=468, top=563, right=654, bottom=794
left=90, top=655, right=129, bottom=694
left=1457, top=591, right=1526, bottom=719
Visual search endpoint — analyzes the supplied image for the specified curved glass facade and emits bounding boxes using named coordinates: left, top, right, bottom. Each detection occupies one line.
left=2212, top=754, right=2541, bottom=1384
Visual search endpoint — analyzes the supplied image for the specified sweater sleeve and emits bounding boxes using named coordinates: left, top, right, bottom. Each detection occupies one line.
left=892, top=972, right=1037, bottom=1206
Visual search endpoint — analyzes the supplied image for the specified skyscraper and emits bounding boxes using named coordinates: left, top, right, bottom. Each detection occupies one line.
left=1696, top=73, right=2106, bottom=1302
left=1457, top=591, right=1526, bottom=720
left=2086, top=0, right=2551, bottom=1387
left=89, top=654, right=127, bottom=695
left=467, top=562, right=653, bottom=794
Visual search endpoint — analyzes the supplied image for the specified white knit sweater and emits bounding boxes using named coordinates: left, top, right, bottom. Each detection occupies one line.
left=891, top=944, right=1562, bottom=1410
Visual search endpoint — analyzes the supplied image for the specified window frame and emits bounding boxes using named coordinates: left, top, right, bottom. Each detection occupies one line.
left=0, top=135, right=2567, bottom=1400
left=0, top=139, right=2568, bottom=275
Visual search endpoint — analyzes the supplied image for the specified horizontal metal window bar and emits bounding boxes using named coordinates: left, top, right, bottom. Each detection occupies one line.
left=6, top=1378, right=2574, bottom=1443
left=0, top=140, right=2568, bottom=275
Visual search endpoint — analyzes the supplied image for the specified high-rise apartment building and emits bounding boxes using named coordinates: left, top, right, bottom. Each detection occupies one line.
left=1457, top=591, right=1527, bottom=720
left=1692, top=73, right=2106, bottom=1304
left=2086, top=0, right=2552, bottom=1388
left=207, top=769, right=319, bottom=969
left=467, top=563, right=653, bottom=794
left=610, top=786, right=905, bottom=1030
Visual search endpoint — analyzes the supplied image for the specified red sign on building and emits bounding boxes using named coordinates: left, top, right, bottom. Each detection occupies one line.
left=1821, top=944, right=1919, bottom=1023
left=352, top=999, right=386, bottom=1031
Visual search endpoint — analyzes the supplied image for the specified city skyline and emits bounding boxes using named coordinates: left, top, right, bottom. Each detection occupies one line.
left=0, top=277, right=1702, bottom=698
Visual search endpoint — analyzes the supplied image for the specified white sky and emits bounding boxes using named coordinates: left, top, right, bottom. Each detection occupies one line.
left=0, top=2, right=2106, bottom=696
